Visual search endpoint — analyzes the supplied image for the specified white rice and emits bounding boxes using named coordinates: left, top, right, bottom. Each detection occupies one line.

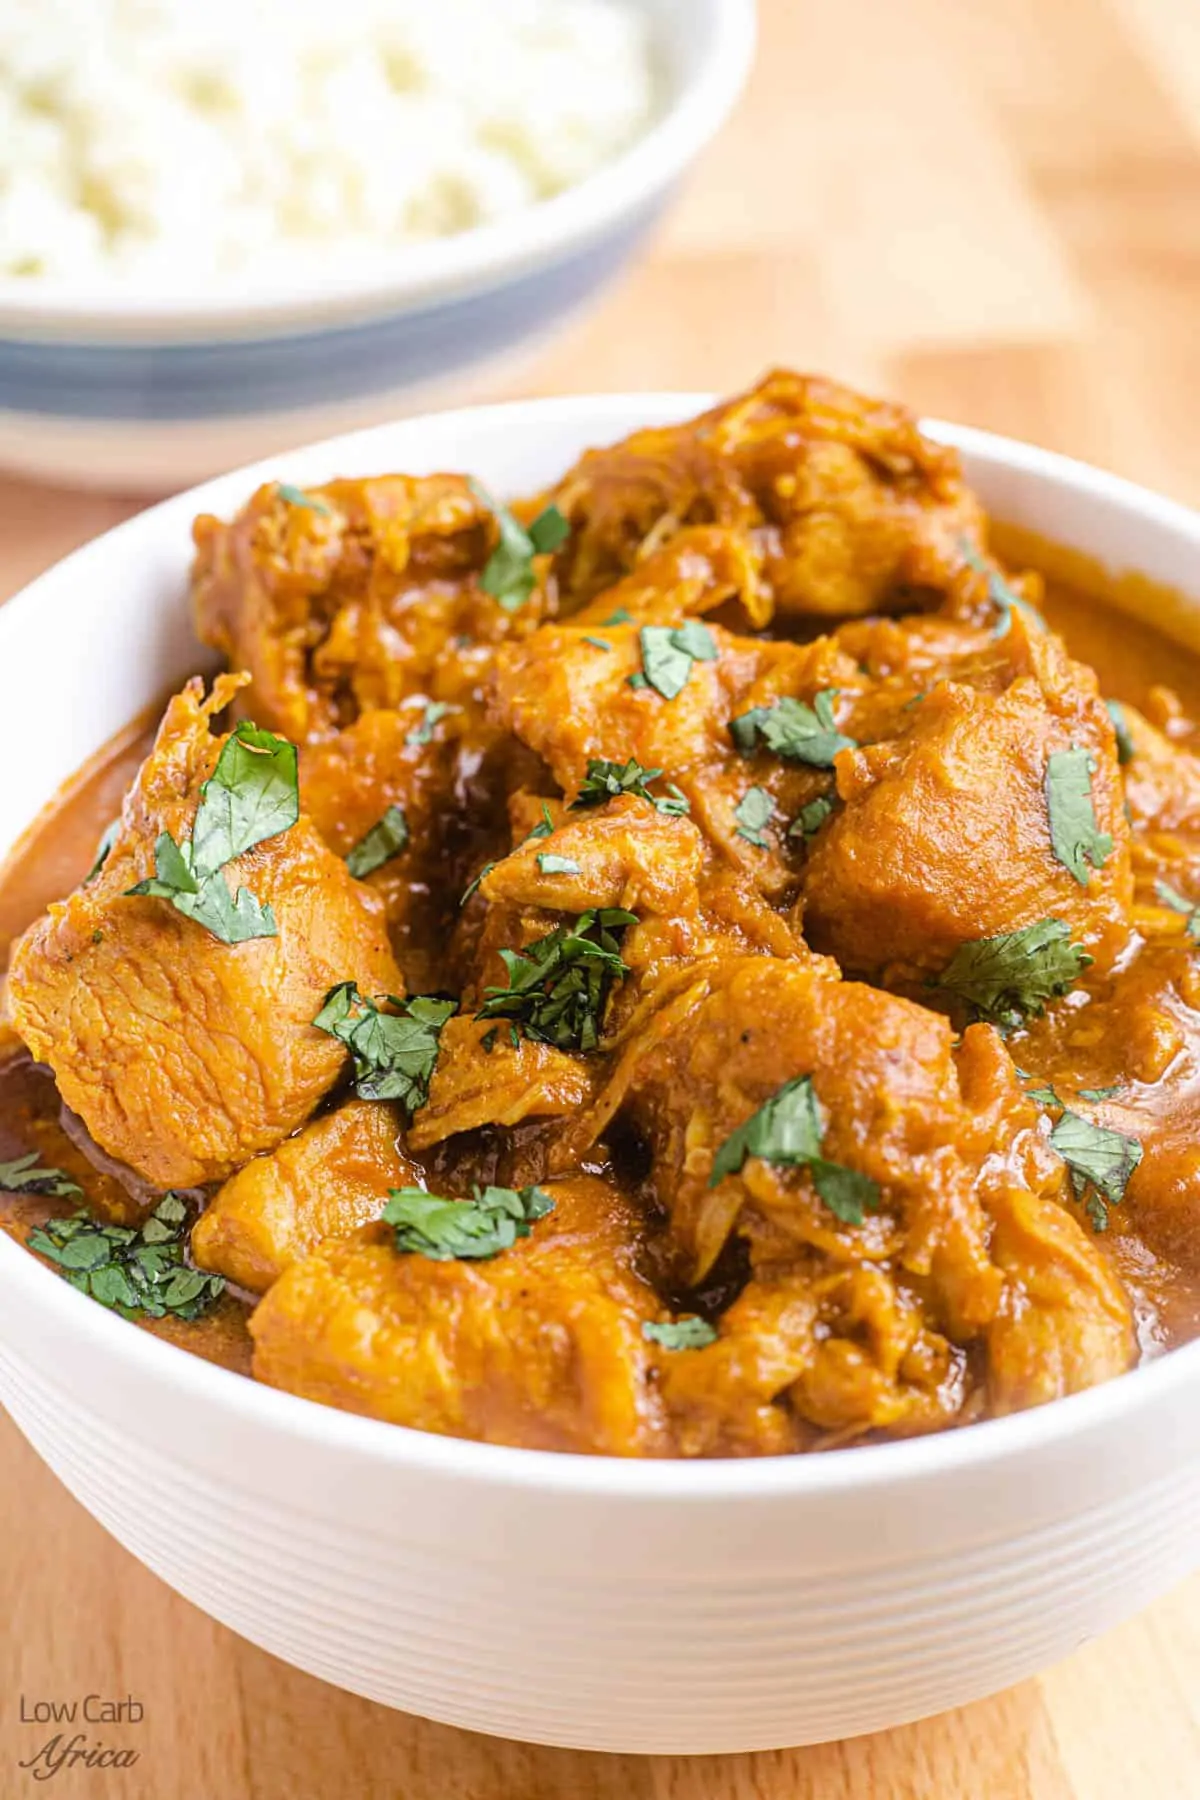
left=0, top=0, right=657, bottom=289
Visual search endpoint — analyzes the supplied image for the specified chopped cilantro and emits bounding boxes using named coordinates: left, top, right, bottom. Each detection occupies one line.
left=571, top=757, right=691, bottom=817
left=314, top=983, right=455, bottom=1111
left=1049, top=1110, right=1142, bottom=1231
left=961, top=541, right=1045, bottom=636
left=1078, top=1084, right=1122, bottom=1101
left=480, top=1028, right=498, bottom=1055
left=643, top=1317, right=718, bottom=1351
left=730, top=691, right=855, bottom=766
left=476, top=907, right=635, bottom=1052
left=1045, top=747, right=1113, bottom=886
left=346, top=804, right=409, bottom=879
left=528, top=803, right=556, bottom=841
left=384, top=1184, right=554, bottom=1261
left=583, top=635, right=612, bottom=652
left=0, top=1153, right=82, bottom=1198
left=470, top=479, right=569, bottom=612
left=630, top=621, right=718, bottom=700
left=28, top=1193, right=225, bottom=1321
left=1024, top=1082, right=1061, bottom=1107
left=277, top=482, right=331, bottom=516
left=601, top=607, right=634, bottom=626
left=407, top=701, right=450, bottom=746
left=788, top=793, right=836, bottom=841
left=126, top=719, right=299, bottom=944
left=933, top=918, right=1092, bottom=1029
left=734, top=785, right=774, bottom=848
left=1106, top=699, right=1135, bottom=765
left=708, top=1074, right=881, bottom=1226
left=537, top=852, right=581, bottom=875
left=460, top=861, right=495, bottom=906
left=1155, top=879, right=1200, bottom=942
left=85, top=817, right=119, bottom=884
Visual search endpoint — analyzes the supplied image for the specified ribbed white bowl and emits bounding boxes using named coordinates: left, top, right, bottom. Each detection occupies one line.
left=1, top=395, right=1199, bottom=1753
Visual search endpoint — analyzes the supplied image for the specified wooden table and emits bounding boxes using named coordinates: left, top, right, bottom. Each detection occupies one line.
left=3, top=1, right=1200, bottom=1792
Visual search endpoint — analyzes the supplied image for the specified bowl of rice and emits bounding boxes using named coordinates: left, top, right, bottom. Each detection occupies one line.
left=0, top=0, right=755, bottom=490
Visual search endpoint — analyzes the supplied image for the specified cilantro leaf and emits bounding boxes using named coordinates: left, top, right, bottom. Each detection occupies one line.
left=314, top=984, right=456, bottom=1111
left=126, top=719, right=299, bottom=944
left=85, top=817, right=119, bottom=884
left=407, top=701, right=450, bottom=746
left=537, top=853, right=581, bottom=875
left=0, top=1152, right=82, bottom=1198
left=1155, top=879, right=1200, bottom=942
left=734, top=785, right=774, bottom=848
left=1045, top=747, right=1113, bottom=886
left=582, top=635, right=611, bottom=652
left=1049, top=1110, right=1143, bottom=1231
left=643, top=1316, right=718, bottom=1351
left=571, top=757, right=691, bottom=817
left=631, top=621, right=718, bottom=700
left=28, top=1192, right=225, bottom=1321
left=476, top=907, right=635, bottom=1051
left=1105, top=699, right=1135, bottom=765
left=384, top=1183, right=554, bottom=1261
left=471, top=479, right=569, bottom=612
left=601, top=607, right=633, bottom=626
left=191, top=721, right=300, bottom=874
left=277, top=482, right=331, bottom=516
left=933, top=918, right=1092, bottom=1028
left=346, top=805, right=410, bottom=879
left=788, top=793, right=836, bottom=840
left=961, top=541, right=1046, bottom=636
left=730, top=691, right=856, bottom=766
left=709, top=1073, right=880, bottom=1225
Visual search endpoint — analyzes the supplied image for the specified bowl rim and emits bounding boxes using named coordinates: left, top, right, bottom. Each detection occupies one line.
left=0, top=0, right=757, bottom=341
left=3, top=390, right=1200, bottom=1501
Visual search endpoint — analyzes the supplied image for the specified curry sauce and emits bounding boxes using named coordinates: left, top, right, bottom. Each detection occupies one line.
left=3, top=370, right=1200, bottom=1456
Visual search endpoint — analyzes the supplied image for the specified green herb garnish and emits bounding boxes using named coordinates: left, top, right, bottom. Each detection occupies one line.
left=28, top=1193, right=224, bottom=1320
left=1078, top=1084, right=1122, bottom=1101
left=126, top=720, right=298, bottom=944
left=470, top=479, right=569, bottom=612
left=461, top=862, right=495, bottom=906
left=961, top=541, right=1045, bottom=636
left=407, top=701, right=450, bottom=746
left=476, top=907, right=635, bottom=1051
left=601, top=607, right=634, bottom=626
left=643, top=1316, right=718, bottom=1351
left=734, top=786, right=774, bottom=848
left=1046, top=747, right=1113, bottom=886
left=583, top=635, right=612, bottom=652
left=0, top=1153, right=82, bottom=1198
left=314, top=984, right=456, bottom=1111
left=729, top=691, right=856, bottom=766
left=629, top=621, right=718, bottom=700
left=708, top=1074, right=881, bottom=1225
left=538, top=853, right=581, bottom=875
left=346, top=805, right=410, bottom=879
left=277, top=482, right=331, bottom=516
left=571, top=757, right=691, bottom=817
left=1049, top=1110, right=1143, bottom=1231
left=1105, top=699, right=1135, bottom=765
left=1155, top=879, right=1200, bottom=942
left=933, top=918, right=1092, bottom=1029
left=85, top=818, right=119, bottom=884
left=788, top=794, right=836, bottom=840
left=383, top=1184, right=554, bottom=1261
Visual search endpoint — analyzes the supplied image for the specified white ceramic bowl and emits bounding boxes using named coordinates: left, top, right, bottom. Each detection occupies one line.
left=1, top=396, right=1199, bottom=1756
left=0, top=0, right=755, bottom=493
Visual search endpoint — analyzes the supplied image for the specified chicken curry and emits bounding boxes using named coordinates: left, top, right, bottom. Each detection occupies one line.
left=3, top=370, right=1200, bottom=1457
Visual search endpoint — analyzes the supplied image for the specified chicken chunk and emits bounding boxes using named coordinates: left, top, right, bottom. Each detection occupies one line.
left=538, top=370, right=985, bottom=618
left=620, top=953, right=1133, bottom=1443
left=250, top=1177, right=669, bottom=1454
left=407, top=1016, right=599, bottom=1151
left=6, top=678, right=400, bottom=1190
left=192, top=474, right=545, bottom=742
left=192, top=1099, right=417, bottom=1294
left=803, top=619, right=1133, bottom=984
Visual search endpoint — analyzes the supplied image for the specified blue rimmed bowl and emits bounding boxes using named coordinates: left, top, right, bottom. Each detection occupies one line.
left=0, top=0, right=755, bottom=492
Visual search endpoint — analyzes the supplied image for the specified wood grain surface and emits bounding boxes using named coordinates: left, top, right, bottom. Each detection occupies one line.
left=3, top=1, right=1200, bottom=1793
